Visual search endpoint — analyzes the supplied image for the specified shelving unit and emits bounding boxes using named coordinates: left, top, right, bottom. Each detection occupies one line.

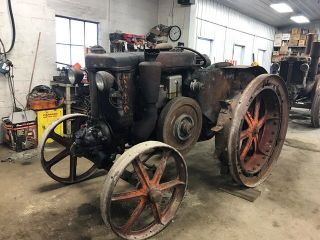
left=272, top=28, right=318, bottom=63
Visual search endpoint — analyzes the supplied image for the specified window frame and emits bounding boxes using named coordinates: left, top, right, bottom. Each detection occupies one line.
left=257, top=48, right=266, bottom=66
left=233, top=44, right=245, bottom=65
left=55, top=15, right=99, bottom=66
left=196, top=36, right=214, bottom=62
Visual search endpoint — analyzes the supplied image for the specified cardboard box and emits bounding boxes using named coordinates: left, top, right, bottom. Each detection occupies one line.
left=273, top=51, right=280, bottom=56
left=282, top=33, right=291, bottom=41
left=289, top=39, right=299, bottom=46
left=309, top=28, right=317, bottom=34
left=301, top=29, right=309, bottom=35
left=298, top=40, right=306, bottom=46
left=300, top=34, right=307, bottom=40
left=280, top=45, right=289, bottom=55
left=291, top=33, right=301, bottom=41
left=292, top=28, right=301, bottom=35
left=272, top=55, right=282, bottom=63
left=274, top=33, right=282, bottom=47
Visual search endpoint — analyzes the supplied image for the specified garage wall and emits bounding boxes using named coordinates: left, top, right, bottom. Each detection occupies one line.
left=109, top=0, right=158, bottom=34
left=158, top=0, right=196, bottom=46
left=0, top=0, right=158, bottom=142
left=194, top=0, right=276, bottom=70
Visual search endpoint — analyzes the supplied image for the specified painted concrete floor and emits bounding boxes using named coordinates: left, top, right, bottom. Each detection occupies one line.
left=0, top=108, right=320, bottom=240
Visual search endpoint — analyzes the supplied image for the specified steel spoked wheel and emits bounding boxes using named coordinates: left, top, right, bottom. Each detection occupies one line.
left=101, top=141, right=187, bottom=240
left=311, top=77, right=320, bottom=128
left=157, top=97, right=202, bottom=155
left=228, top=74, right=289, bottom=187
left=39, top=114, right=97, bottom=184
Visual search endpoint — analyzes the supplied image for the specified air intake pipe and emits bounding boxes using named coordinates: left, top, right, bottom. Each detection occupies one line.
left=131, top=50, right=162, bottom=143
left=305, top=34, right=317, bottom=56
left=309, top=42, right=320, bottom=82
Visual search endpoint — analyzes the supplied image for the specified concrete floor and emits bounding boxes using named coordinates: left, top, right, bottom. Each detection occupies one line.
left=0, top=108, right=320, bottom=240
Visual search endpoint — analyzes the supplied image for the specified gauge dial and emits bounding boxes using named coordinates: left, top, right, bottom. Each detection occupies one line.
left=169, top=26, right=182, bottom=42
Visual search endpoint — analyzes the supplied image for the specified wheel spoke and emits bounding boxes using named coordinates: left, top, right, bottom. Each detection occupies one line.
left=240, top=129, right=250, bottom=140
left=158, top=179, right=185, bottom=191
left=112, top=190, right=145, bottom=202
left=258, top=115, right=266, bottom=129
left=258, top=114, right=279, bottom=130
left=122, top=198, right=147, bottom=233
left=245, top=111, right=254, bottom=127
left=254, top=96, right=261, bottom=121
left=49, top=132, right=71, bottom=147
left=152, top=151, right=169, bottom=185
left=45, top=149, right=69, bottom=169
left=132, top=159, right=151, bottom=188
left=151, top=202, right=164, bottom=225
left=69, top=155, right=77, bottom=181
left=240, top=136, right=253, bottom=161
left=253, top=136, right=258, bottom=153
left=139, top=149, right=162, bottom=164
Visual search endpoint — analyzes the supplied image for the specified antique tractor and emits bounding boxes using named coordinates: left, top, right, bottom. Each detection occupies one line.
left=271, top=34, right=320, bottom=127
left=40, top=46, right=288, bottom=239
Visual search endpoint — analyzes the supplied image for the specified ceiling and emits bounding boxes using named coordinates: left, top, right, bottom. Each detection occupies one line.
left=217, top=0, right=320, bottom=27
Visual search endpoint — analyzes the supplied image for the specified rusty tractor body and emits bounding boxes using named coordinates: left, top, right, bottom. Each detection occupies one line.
left=272, top=34, right=320, bottom=127
left=40, top=46, right=289, bottom=239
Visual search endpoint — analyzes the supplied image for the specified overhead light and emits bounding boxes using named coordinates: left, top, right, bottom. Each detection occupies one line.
left=270, top=3, right=293, bottom=13
left=290, top=15, right=310, bottom=23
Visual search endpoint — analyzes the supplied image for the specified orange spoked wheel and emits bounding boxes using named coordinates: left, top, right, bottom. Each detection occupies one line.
left=100, top=141, right=187, bottom=240
left=228, top=74, right=289, bottom=187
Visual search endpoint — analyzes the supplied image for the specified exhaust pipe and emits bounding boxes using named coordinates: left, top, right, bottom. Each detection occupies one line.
left=131, top=50, right=162, bottom=143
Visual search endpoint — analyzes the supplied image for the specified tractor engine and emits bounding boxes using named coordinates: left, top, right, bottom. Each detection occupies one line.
left=76, top=48, right=209, bottom=159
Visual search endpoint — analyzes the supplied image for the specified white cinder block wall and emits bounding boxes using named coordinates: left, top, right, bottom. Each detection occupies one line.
left=0, top=0, right=158, bottom=141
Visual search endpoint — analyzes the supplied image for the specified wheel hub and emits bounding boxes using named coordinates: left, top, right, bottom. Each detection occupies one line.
left=252, top=125, right=259, bottom=136
left=174, top=114, right=195, bottom=141
left=148, top=188, right=162, bottom=203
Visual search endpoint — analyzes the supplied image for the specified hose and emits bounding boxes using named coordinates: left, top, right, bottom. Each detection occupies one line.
left=175, top=46, right=208, bottom=67
left=0, top=0, right=16, bottom=54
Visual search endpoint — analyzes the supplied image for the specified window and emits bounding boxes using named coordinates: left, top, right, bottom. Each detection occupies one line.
left=233, top=44, right=245, bottom=65
left=196, top=37, right=214, bottom=62
left=55, top=16, right=98, bottom=67
left=257, top=49, right=266, bottom=66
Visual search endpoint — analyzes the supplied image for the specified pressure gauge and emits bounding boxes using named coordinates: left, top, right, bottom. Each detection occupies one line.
left=169, top=26, right=182, bottom=42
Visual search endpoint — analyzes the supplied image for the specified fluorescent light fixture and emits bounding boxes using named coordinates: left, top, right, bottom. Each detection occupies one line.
left=270, top=3, right=293, bottom=13
left=290, top=15, right=310, bottom=23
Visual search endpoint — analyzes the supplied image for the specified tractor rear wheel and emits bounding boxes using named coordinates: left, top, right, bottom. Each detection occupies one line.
left=311, top=78, right=320, bottom=128
left=217, top=74, right=289, bottom=187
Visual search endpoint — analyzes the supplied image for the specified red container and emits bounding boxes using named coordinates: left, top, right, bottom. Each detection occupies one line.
left=2, top=118, right=37, bottom=152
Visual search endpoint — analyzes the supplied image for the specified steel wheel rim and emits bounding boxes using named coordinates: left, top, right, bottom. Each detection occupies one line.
left=101, top=141, right=187, bottom=240
left=40, top=114, right=97, bottom=184
left=228, top=74, right=289, bottom=187
left=239, top=89, right=281, bottom=175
